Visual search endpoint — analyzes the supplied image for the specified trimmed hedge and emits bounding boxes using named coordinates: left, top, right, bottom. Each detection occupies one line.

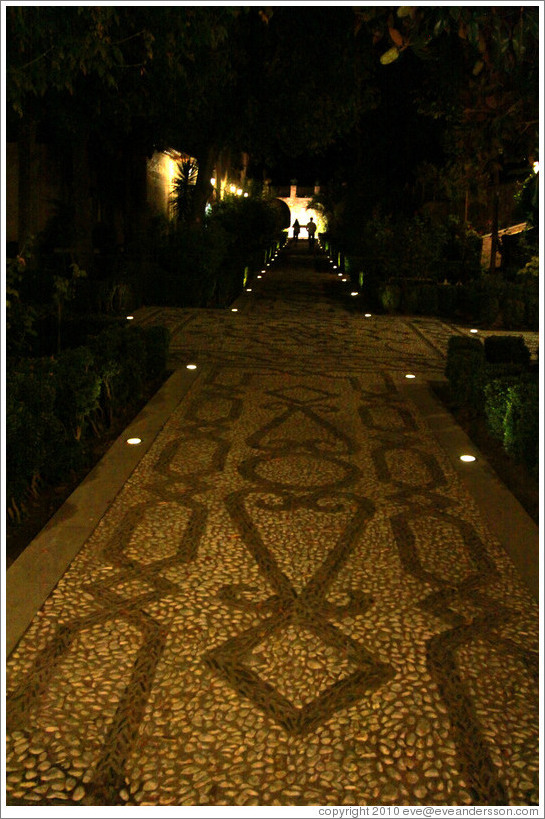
left=370, top=276, right=538, bottom=330
left=446, top=333, right=538, bottom=477
left=444, top=336, right=486, bottom=409
left=504, top=380, right=539, bottom=476
left=484, top=377, right=515, bottom=440
left=7, top=323, right=170, bottom=516
left=483, top=335, right=531, bottom=367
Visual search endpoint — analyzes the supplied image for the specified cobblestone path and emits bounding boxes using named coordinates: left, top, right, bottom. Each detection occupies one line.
left=5, top=245, right=539, bottom=808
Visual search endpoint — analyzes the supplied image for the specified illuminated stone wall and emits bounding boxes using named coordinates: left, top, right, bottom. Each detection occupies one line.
left=278, top=184, right=326, bottom=237
left=146, top=150, right=197, bottom=219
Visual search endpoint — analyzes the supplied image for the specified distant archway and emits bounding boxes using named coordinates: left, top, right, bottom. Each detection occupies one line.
left=271, top=198, right=292, bottom=231
left=275, top=185, right=326, bottom=237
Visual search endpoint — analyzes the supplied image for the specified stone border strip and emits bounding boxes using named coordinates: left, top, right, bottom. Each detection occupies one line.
left=5, top=365, right=206, bottom=658
left=399, top=376, right=539, bottom=601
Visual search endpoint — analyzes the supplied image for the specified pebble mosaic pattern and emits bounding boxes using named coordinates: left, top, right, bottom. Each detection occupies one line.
left=5, top=247, right=539, bottom=807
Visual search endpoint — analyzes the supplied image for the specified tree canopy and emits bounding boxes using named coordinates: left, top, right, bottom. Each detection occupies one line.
left=6, top=5, right=539, bottom=228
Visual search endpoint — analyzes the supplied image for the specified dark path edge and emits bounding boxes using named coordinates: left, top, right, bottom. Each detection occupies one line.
left=399, top=377, right=540, bottom=601
left=4, top=365, right=206, bottom=658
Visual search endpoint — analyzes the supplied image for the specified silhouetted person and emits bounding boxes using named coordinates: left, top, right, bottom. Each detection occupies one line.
left=292, top=219, right=300, bottom=243
left=306, top=217, right=316, bottom=250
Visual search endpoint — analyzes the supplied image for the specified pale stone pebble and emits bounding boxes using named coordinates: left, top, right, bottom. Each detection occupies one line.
left=41, top=767, right=64, bottom=782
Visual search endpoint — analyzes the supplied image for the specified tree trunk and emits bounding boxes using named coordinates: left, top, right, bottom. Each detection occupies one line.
left=17, top=116, right=38, bottom=252
left=189, top=144, right=217, bottom=227
left=124, top=141, right=150, bottom=304
left=72, top=132, right=95, bottom=273
left=488, top=166, right=500, bottom=274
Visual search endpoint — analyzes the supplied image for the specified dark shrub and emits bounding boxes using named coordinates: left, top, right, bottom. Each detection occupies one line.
left=501, top=297, right=526, bottom=330
left=6, top=321, right=171, bottom=517
left=114, top=325, right=147, bottom=405
left=345, top=255, right=365, bottom=280
left=445, top=336, right=486, bottom=409
left=483, top=335, right=531, bottom=367
left=60, top=315, right=127, bottom=346
left=459, top=280, right=502, bottom=326
left=54, top=346, right=102, bottom=440
left=380, top=283, right=402, bottom=313
left=6, top=359, right=76, bottom=508
left=401, top=285, right=421, bottom=315
left=88, top=324, right=147, bottom=421
left=484, top=377, right=515, bottom=440
left=417, top=284, right=439, bottom=315
left=525, top=295, right=539, bottom=330
left=149, top=221, right=229, bottom=307
left=142, top=325, right=171, bottom=380
left=479, top=286, right=502, bottom=327
left=503, top=379, right=539, bottom=476
left=437, top=284, right=458, bottom=317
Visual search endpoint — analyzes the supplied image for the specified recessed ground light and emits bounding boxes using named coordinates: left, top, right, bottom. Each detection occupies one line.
left=261, top=269, right=266, bottom=273
left=266, top=263, right=270, bottom=267
left=333, top=265, right=338, bottom=269
left=186, top=364, right=197, bottom=370
left=460, top=454, right=476, bottom=462
left=126, top=315, right=134, bottom=320
left=257, top=275, right=262, bottom=279
left=126, top=437, right=141, bottom=445
left=405, top=373, right=416, bottom=379
left=351, top=292, right=359, bottom=297
left=246, top=288, right=252, bottom=292
left=341, top=277, right=348, bottom=282
left=364, top=313, right=372, bottom=318
left=231, top=308, right=238, bottom=312
left=470, top=329, right=479, bottom=333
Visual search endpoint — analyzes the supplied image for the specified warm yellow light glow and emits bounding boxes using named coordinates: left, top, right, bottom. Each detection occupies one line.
left=365, top=313, right=372, bottom=318
left=470, top=329, right=478, bottom=334
left=287, top=207, right=325, bottom=237
left=229, top=184, right=236, bottom=194
left=405, top=374, right=416, bottom=379
left=243, top=192, right=249, bottom=197
left=350, top=292, right=359, bottom=297
left=231, top=308, right=238, bottom=312
left=533, top=161, right=539, bottom=174
left=341, top=277, right=348, bottom=282
left=126, top=316, right=134, bottom=320
left=237, top=188, right=243, bottom=196
left=460, top=454, right=476, bottom=462
left=257, top=275, right=262, bottom=279
left=126, top=437, right=142, bottom=445
left=210, top=177, right=216, bottom=186
left=186, top=364, right=197, bottom=370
